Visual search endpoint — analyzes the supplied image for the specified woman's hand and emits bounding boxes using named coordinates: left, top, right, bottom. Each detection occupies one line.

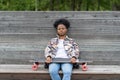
left=45, top=56, right=52, bottom=63
left=70, top=57, right=77, bottom=63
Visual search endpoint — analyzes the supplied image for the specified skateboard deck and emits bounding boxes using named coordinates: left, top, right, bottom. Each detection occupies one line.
left=30, top=58, right=92, bottom=64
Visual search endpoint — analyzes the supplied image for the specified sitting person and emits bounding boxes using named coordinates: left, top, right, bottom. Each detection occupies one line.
left=45, top=18, right=80, bottom=80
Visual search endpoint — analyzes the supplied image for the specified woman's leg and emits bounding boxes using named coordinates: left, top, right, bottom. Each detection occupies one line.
left=61, top=63, right=73, bottom=80
left=49, top=63, right=61, bottom=80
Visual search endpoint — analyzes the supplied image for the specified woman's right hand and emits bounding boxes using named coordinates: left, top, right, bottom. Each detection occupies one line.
left=45, top=56, right=52, bottom=63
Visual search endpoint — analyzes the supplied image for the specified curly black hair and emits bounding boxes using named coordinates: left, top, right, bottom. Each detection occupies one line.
left=53, top=18, right=70, bottom=29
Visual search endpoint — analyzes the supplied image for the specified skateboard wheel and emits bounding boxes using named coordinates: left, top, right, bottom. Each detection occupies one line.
left=32, top=64, right=38, bottom=71
left=81, top=63, right=88, bottom=71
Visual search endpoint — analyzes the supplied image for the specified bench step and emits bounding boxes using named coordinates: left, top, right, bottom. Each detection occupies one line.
left=0, top=64, right=120, bottom=80
left=0, top=64, right=120, bottom=74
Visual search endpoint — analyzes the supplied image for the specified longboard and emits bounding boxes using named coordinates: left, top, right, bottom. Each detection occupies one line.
left=30, top=58, right=92, bottom=71
left=30, top=58, right=92, bottom=63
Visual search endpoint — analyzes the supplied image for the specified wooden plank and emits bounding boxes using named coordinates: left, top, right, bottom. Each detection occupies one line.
left=0, top=34, right=53, bottom=43
left=0, top=64, right=120, bottom=74
left=0, top=51, right=120, bottom=64
left=0, top=19, right=120, bottom=27
left=0, top=74, right=120, bottom=80
left=0, top=51, right=44, bottom=59
left=0, top=19, right=119, bottom=29
left=0, top=34, right=120, bottom=45
left=0, top=25, right=120, bottom=35
left=0, top=11, right=120, bottom=19
left=0, top=42, right=120, bottom=51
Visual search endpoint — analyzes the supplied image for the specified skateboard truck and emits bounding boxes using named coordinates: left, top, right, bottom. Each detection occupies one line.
left=81, top=62, right=88, bottom=71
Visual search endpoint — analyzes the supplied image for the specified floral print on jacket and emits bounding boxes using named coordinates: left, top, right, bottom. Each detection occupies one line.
left=45, top=36, right=80, bottom=59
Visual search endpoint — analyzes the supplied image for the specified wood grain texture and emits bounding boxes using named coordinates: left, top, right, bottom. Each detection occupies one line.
left=0, top=64, right=120, bottom=80
left=0, top=11, right=120, bottom=65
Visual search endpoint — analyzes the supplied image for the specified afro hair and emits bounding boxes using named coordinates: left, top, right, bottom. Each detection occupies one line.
left=53, top=18, right=70, bottom=29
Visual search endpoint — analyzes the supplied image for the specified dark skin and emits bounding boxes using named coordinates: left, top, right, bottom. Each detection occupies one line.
left=45, top=24, right=76, bottom=63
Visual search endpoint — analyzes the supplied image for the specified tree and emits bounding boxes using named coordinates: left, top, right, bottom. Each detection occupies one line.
left=0, top=0, right=120, bottom=11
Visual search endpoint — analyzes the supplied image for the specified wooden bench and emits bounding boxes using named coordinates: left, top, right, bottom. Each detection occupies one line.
left=0, top=64, right=120, bottom=80
left=0, top=11, right=120, bottom=80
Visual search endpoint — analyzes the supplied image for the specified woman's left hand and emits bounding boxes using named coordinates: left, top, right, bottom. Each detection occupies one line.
left=70, top=57, right=76, bottom=63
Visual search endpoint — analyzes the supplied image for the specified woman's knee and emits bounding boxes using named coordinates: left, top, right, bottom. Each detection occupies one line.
left=49, top=63, right=60, bottom=74
left=62, top=63, right=73, bottom=74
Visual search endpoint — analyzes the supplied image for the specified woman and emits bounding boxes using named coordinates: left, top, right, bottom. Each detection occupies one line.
left=45, top=18, right=80, bottom=80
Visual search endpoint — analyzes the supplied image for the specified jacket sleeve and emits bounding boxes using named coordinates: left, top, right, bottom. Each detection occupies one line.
left=44, top=41, right=53, bottom=58
left=72, top=40, right=80, bottom=59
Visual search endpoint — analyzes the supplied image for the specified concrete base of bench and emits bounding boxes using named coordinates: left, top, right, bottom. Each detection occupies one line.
left=0, top=64, right=120, bottom=80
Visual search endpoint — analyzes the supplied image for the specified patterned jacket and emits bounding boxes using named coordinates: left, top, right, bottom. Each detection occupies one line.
left=44, top=36, right=80, bottom=59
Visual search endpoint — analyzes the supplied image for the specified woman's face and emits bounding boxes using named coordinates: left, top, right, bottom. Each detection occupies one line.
left=57, top=24, right=68, bottom=36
